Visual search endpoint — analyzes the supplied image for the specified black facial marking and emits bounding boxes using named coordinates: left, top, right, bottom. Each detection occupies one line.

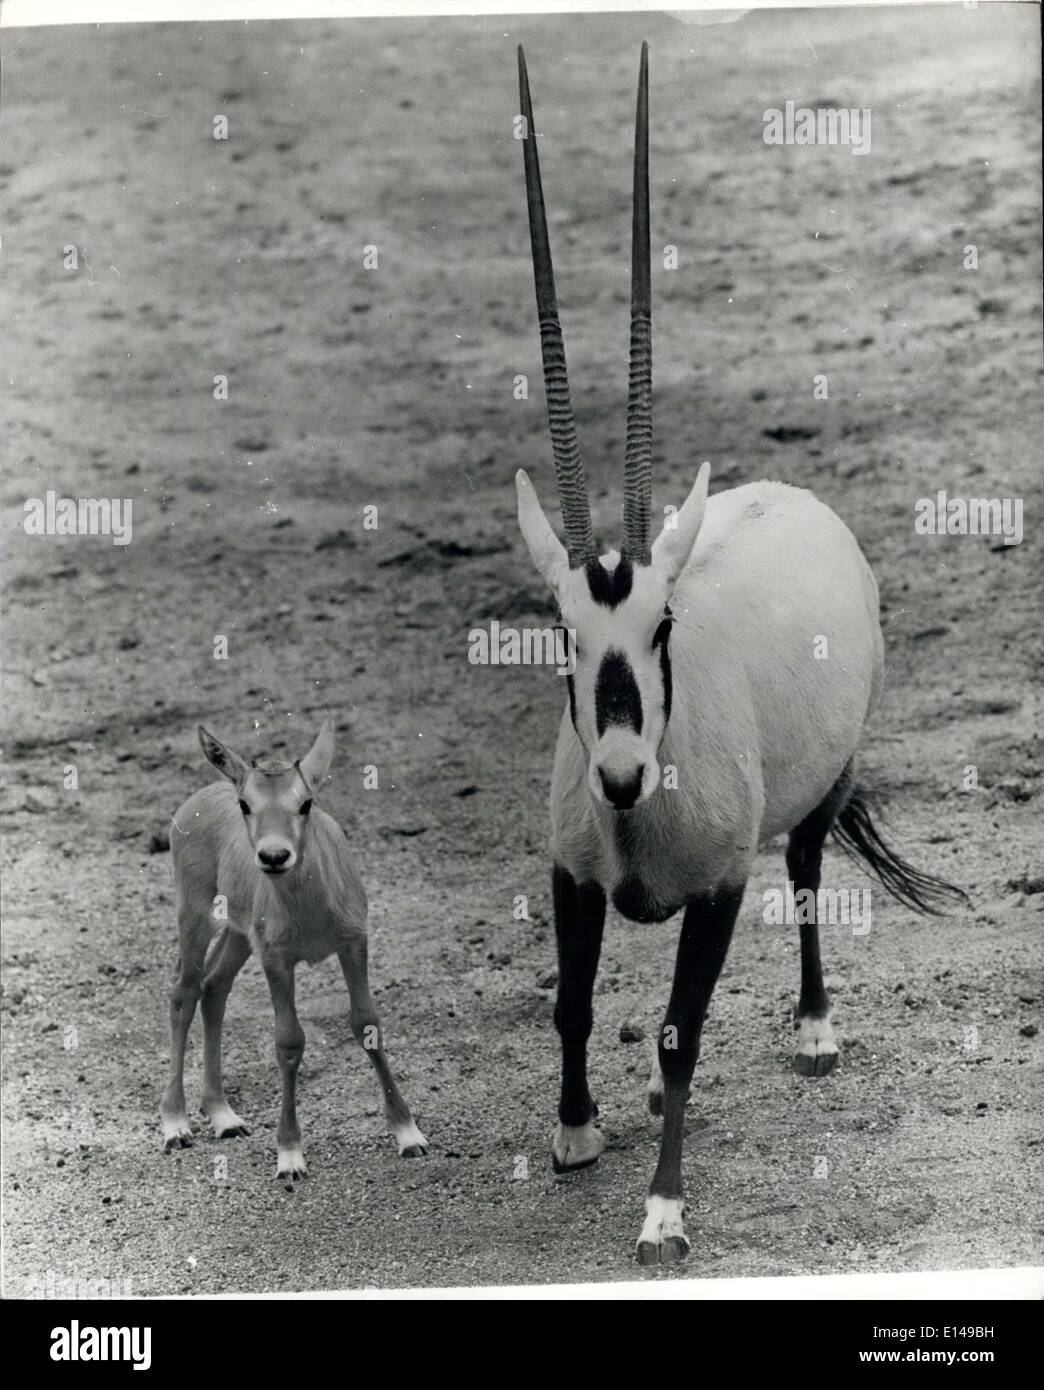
left=653, top=614, right=673, bottom=728
left=565, top=672, right=578, bottom=730
left=658, top=641, right=673, bottom=727
left=595, top=649, right=643, bottom=736
left=238, top=799, right=251, bottom=816
left=585, top=555, right=633, bottom=609
left=652, top=614, right=672, bottom=650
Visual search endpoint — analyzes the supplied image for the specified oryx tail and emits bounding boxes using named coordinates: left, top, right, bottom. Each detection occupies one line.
left=833, top=782, right=968, bottom=916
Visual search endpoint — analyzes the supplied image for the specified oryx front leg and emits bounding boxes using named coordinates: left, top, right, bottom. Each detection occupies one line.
left=637, top=885, right=743, bottom=1266
left=262, top=952, right=307, bottom=1179
left=551, top=866, right=606, bottom=1174
left=201, top=927, right=252, bottom=1138
left=160, top=911, right=211, bottom=1152
left=337, top=938, right=428, bottom=1158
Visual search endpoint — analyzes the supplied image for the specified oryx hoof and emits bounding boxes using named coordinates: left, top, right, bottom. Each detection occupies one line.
left=161, top=1118, right=194, bottom=1152
left=207, top=1105, right=251, bottom=1140
left=635, top=1197, right=689, bottom=1266
left=551, top=1120, right=605, bottom=1174
left=793, top=1016, right=840, bottom=1077
left=395, top=1119, right=430, bottom=1158
left=217, top=1121, right=251, bottom=1139
left=637, top=1234, right=690, bottom=1266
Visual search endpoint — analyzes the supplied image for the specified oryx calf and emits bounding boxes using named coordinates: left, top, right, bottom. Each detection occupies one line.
left=514, top=44, right=965, bottom=1264
left=160, top=722, right=428, bottom=1177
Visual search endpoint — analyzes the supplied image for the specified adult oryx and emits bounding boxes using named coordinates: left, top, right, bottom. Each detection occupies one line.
left=514, top=43, right=965, bottom=1265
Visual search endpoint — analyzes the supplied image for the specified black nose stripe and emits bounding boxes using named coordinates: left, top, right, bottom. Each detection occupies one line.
left=595, top=650, right=642, bottom=736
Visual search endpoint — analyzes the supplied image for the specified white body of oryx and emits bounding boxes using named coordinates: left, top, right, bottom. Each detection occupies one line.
left=549, top=480, right=885, bottom=921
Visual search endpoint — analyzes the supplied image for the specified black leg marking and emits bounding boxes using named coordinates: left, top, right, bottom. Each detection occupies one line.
left=650, top=885, right=743, bottom=1198
left=551, top=865, right=605, bottom=1169
left=786, top=765, right=852, bottom=1076
left=637, top=883, right=744, bottom=1266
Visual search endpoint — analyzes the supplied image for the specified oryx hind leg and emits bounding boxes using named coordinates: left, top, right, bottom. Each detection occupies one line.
left=786, top=765, right=854, bottom=1077
left=201, top=926, right=253, bottom=1138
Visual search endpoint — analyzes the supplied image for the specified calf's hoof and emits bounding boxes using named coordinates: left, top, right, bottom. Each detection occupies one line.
left=161, top=1117, right=194, bottom=1152
left=276, top=1146, right=308, bottom=1180
left=207, top=1104, right=251, bottom=1140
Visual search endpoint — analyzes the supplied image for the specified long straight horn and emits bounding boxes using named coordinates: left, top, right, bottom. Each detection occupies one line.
left=622, top=41, right=652, bottom=566
left=518, top=46, right=596, bottom=568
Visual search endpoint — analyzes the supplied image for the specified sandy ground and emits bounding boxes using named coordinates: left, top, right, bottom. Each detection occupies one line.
left=2, top=5, right=1042, bottom=1294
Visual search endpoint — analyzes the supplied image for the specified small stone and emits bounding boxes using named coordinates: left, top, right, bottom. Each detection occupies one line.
left=619, top=1020, right=645, bottom=1044
left=536, top=968, right=557, bottom=989
left=1019, top=1023, right=1038, bottom=1038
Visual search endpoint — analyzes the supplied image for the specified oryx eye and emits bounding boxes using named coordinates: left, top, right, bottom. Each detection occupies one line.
left=238, top=799, right=251, bottom=816
left=299, top=798, right=312, bottom=816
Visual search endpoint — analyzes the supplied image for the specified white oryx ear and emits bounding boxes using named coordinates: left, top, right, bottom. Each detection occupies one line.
left=299, top=720, right=335, bottom=792
left=652, top=460, right=711, bottom=588
left=516, top=469, right=570, bottom=593
left=198, top=726, right=249, bottom=784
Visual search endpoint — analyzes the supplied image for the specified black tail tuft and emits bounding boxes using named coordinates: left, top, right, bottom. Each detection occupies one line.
left=831, top=784, right=969, bottom=916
